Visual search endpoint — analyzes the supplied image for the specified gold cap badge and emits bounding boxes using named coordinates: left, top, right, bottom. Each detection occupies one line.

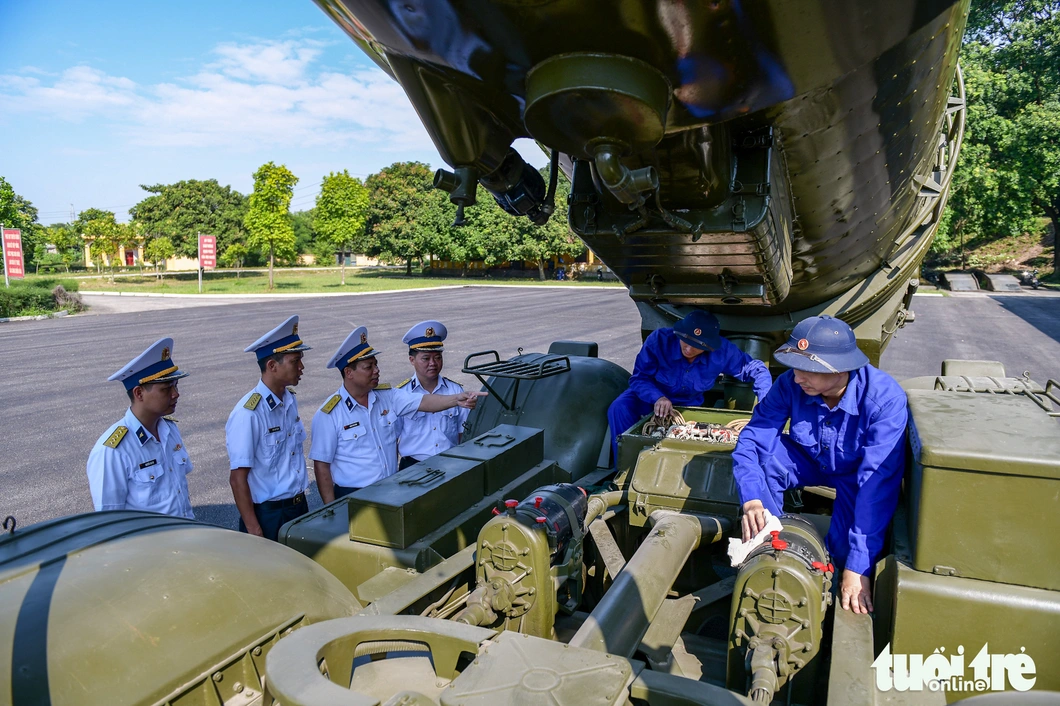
left=161, top=347, right=170, bottom=360
left=360, top=332, right=368, bottom=344
left=425, top=327, right=435, bottom=337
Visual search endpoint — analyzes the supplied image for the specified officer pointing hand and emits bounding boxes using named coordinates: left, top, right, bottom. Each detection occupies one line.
left=456, top=391, right=487, bottom=409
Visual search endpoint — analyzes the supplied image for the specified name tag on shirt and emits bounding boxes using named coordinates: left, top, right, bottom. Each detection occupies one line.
left=268, top=426, right=282, bottom=433
left=139, top=459, right=158, bottom=469
left=343, top=422, right=360, bottom=430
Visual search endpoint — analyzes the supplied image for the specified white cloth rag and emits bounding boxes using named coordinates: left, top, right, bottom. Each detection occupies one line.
left=727, top=510, right=784, bottom=567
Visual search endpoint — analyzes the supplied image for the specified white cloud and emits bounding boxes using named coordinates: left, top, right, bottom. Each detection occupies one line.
left=1, top=66, right=138, bottom=118
left=0, top=39, right=433, bottom=152
left=210, top=40, right=323, bottom=85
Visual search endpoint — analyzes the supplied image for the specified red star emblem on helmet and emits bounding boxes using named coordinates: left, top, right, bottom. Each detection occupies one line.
left=693, top=328, right=702, bottom=336
left=797, top=338, right=809, bottom=350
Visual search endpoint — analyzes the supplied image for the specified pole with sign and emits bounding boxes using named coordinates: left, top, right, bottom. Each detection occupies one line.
left=198, top=233, right=217, bottom=293
left=2, top=226, right=26, bottom=287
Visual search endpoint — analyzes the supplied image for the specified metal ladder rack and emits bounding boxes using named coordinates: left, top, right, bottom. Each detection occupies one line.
left=462, top=350, right=571, bottom=411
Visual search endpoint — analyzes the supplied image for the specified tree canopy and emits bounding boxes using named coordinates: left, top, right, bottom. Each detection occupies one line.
left=130, top=179, right=248, bottom=258
left=938, top=0, right=1060, bottom=272
left=365, top=161, right=449, bottom=274
left=245, top=162, right=298, bottom=288
left=315, top=170, right=370, bottom=284
left=0, top=177, right=46, bottom=272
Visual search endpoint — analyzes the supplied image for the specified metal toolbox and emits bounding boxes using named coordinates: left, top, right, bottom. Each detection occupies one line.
left=347, top=455, right=482, bottom=549
left=440, top=424, right=544, bottom=495
left=906, top=390, right=1060, bottom=590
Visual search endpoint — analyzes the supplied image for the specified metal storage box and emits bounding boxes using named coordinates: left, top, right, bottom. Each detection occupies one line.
left=440, top=424, right=544, bottom=495
left=622, top=407, right=751, bottom=526
left=906, top=390, right=1060, bottom=591
left=347, top=455, right=482, bottom=549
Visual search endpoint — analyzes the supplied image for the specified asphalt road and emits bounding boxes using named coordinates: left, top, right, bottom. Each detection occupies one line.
left=1, top=287, right=1057, bottom=530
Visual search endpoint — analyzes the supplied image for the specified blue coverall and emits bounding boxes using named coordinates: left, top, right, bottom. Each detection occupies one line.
left=731, top=365, right=908, bottom=576
left=608, top=328, right=773, bottom=462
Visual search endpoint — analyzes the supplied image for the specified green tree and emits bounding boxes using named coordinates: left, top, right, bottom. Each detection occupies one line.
left=220, top=242, right=249, bottom=277
left=244, top=162, right=298, bottom=289
left=315, top=170, right=370, bottom=284
left=939, top=0, right=1060, bottom=272
left=80, top=210, right=135, bottom=283
left=0, top=177, right=44, bottom=275
left=144, top=236, right=175, bottom=280
left=43, top=223, right=82, bottom=269
left=365, top=161, right=444, bottom=274
left=291, top=209, right=316, bottom=263
left=130, top=180, right=248, bottom=258
left=509, top=170, right=583, bottom=279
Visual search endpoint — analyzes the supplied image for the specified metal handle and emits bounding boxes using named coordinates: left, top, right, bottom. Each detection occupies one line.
left=398, top=468, right=445, bottom=487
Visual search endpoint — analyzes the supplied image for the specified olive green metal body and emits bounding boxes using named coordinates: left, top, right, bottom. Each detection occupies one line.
left=315, top=0, right=969, bottom=358
left=279, top=425, right=567, bottom=602
left=8, top=0, right=1060, bottom=702
left=0, top=512, right=361, bottom=706
left=464, top=345, right=629, bottom=479
left=727, top=516, right=833, bottom=704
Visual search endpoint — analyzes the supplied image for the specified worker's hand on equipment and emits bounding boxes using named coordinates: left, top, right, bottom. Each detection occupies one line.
left=456, top=391, right=488, bottom=409
left=740, top=499, right=768, bottom=541
left=654, top=396, right=673, bottom=418
left=840, top=570, right=873, bottom=614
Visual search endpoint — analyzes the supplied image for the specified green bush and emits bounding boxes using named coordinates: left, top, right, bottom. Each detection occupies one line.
left=0, top=279, right=80, bottom=317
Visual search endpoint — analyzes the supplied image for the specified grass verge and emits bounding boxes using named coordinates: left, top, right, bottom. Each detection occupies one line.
left=72, top=268, right=623, bottom=294
left=0, top=278, right=83, bottom=317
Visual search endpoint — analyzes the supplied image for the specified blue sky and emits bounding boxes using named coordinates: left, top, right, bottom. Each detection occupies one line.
left=0, top=0, right=545, bottom=225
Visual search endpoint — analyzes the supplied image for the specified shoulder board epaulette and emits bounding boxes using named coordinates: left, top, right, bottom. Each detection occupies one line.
left=286, top=386, right=297, bottom=395
left=103, top=426, right=128, bottom=449
left=321, top=394, right=341, bottom=414
left=376, top=383, right=392, bottom=390
left=398, top=378, right=411, bottom=389
left=163, top=415, right=179, bottom=423
left=244, top=393, right=262, bottom=411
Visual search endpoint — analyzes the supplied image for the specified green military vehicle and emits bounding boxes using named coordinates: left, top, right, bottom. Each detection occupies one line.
left=2, top=0, right=1058, bottom=704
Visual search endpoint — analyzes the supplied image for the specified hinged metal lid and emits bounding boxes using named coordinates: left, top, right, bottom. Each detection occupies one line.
left=907, top=390, right=1060, bottom=479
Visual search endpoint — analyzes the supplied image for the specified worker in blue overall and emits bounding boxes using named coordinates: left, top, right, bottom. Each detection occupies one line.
left=607, top=310, right=772, bottom=463
left=732, top=315, right=908, bottom=614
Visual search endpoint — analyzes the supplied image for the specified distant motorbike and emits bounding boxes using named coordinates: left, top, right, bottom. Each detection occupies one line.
left=1018, top=269, right=1041, bottom=289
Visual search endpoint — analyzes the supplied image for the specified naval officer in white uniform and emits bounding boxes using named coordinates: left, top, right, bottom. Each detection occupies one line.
left=309, top=325, right=486, bottom=504
left=225, top=315, right=311, bottom=541
left=396, top=320, right=469, bottom=470
left=87, top=337, right=194, bottom=518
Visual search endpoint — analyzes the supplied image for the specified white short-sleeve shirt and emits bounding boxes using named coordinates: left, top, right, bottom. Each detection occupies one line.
left=86, top=407, right=194, bottom=518
left=397, top=376, right=470, bottom=461
left=225, top=380, right=308, bottom=503
left=309, top=385, right=424, bottom=487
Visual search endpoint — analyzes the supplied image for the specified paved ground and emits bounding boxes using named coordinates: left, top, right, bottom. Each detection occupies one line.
left=1, top=287, right=1056, bottom=531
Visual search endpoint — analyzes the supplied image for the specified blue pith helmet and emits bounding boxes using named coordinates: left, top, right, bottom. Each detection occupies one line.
left=673, top=310, right=722, bottom=351
left=774, top=315, right=868, bottom=374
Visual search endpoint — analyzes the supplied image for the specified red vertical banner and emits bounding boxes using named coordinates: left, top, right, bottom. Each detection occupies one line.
left=2, top=229, right=25, bottom=279
left=198, top=234, right=217, bottom=269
